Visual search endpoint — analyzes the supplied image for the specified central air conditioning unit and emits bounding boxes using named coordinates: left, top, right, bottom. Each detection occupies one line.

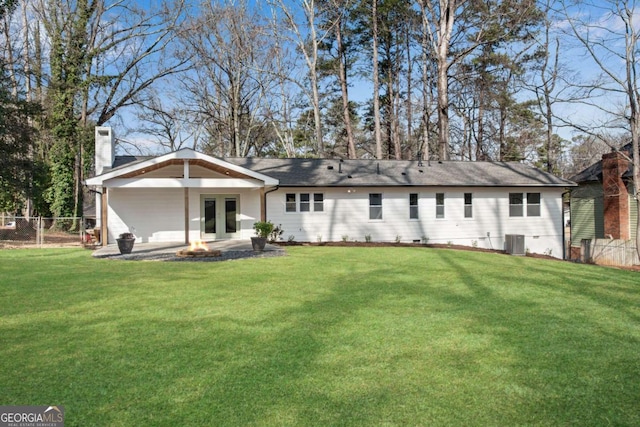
left=505, top=234, right=525, bottom=255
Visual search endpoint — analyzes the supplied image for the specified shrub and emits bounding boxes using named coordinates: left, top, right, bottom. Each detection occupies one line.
left=253, top=221, right=274, bottom=238
left=269, top=224, right=284, bottom=243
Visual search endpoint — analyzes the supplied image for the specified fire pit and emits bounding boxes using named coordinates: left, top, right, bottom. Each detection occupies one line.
left=176, top=240, right=222, bottom=258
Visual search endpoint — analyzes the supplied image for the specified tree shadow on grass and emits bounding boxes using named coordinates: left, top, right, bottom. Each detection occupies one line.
left=432, top=249, right=640, bottom=426
left=2, top=248, right=639, bottom=425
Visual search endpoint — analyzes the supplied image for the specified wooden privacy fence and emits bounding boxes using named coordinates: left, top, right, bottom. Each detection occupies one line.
left=581, top=238, right=640, bottom=267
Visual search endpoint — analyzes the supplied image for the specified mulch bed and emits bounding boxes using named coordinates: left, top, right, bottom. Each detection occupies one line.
left=276, top=241, right=561, bottom=261
left=276, top=241, right=640, bottom=271
left=278, top=241, right=505, bottom=253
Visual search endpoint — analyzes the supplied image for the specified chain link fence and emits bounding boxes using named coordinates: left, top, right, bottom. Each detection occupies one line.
left=0, top=216, right=97, bottom=248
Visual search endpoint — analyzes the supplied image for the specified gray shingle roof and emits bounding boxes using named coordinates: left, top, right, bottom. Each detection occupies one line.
left=569, top=143, right=634, bottom=183
left=225, top=158, right=575, bottom=187
left=112, top=155, right=153, bottom=169
left=109, top=154, right=574, bottom=187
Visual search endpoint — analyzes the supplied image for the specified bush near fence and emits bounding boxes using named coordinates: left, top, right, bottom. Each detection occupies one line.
left=0, top=216, right=90, bottom=248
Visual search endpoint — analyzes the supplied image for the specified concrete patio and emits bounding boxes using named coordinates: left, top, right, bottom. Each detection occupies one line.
left=92, top=240, right=284, bottom=261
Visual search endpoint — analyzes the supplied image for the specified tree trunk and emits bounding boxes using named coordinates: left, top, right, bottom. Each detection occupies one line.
left=435, top=0, right=454, bottom=161
left=372, top=0, right=382, bottom=159
left=21, top=1, right=31, bottom=102
left=629, top=83, right=640, bottom=259
left=476, top=85, right=485, bottom=160
left=3, top=14, right=18, bottom=97
left=391, top=54, right=401, bottom=160
left=419, top=0, right=431, bottom=163
left=436, top=58, right=449, bottom=161
left=406, top=24, right=413, bottom=159
left=335, top=15, right=356, bottom=158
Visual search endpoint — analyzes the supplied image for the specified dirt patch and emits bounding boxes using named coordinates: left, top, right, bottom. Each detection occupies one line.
left=0, top=231, right=84, bottom=249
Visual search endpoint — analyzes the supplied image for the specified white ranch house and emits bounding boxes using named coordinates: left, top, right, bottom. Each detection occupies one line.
left=86, top=127, right=576, bottom=258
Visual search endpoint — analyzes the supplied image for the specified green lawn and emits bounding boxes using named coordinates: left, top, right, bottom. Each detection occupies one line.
left=0, top=247, right=638, bottom=426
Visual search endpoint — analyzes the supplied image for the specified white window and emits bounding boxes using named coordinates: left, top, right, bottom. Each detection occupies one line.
left=509, top=193, right=523, bottom=217
left=369, top=193, right=382, bottom=220
left=464, top=193, right=473, bottom=218
left=409, top=193, right=418, bottom=219
left=286, top=192, right=324, bottom=212
left=436, top=193, right=445, bottom=218
left=314, top=193, right=324, bottom=212
left=286, top=193, right=296, bottom=212
left=509, top=193, right=541, bottom=217
left=527, top=193, right=541, bottom=216
left=300, top=193, right=311, bottom=212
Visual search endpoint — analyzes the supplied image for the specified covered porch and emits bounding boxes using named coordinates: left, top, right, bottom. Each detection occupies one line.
left=86, top=148, right=278, bottom=245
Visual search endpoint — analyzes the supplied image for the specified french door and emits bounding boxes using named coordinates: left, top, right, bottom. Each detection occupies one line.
left=201, top=194, right=240, bottom=239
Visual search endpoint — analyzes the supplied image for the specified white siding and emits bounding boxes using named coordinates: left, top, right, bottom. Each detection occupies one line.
left=108, top=188, right=184, bottom=243
left=266, top=187, right=566, bottom=258
left=107, top=184, right=566, bottom=258
left=107, top=187, right=263, bottom=243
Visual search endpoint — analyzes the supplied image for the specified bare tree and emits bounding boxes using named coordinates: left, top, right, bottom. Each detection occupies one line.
left=330, top=0, right=357, bottom=158
left=417, top=0, right=435, bottom=163
left=84, top=0, right=190, bottom=126
left=561, top=0, right=640, bottom=258
left=269, top=0, right=328, bottom=156
left=524, top=0, right=585, bottom=174
left=180, top=0, right=278, bottom=157
left=6, top=0, right=191, bottom=222
left=133, top=90, right=195, bottom=153
left=419, top=0, right=542, bottom=160
left=534, top=0, right=562, bottom=172
left=371, top=0, right=382, bottom=159
left=268, top=8, right=303, bottom=157
left=419, top=0, right=458, bottom=161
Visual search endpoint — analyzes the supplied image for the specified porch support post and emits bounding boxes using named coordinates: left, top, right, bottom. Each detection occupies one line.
left=184, top=188, right=189, bottom=244
left=260, top=188, right=266, bottom=221
left=101, top=188, right=108, bottom=246
left=183, top=159, right=190, bottom=179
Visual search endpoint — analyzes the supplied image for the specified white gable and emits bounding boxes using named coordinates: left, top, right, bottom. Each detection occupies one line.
left=86, top=148, right=279, bottom=187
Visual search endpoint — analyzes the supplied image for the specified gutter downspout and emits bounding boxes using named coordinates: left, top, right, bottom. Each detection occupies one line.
left=263, top=185, right=280, bottom=222
left=562, top=188, right=571, bottom=260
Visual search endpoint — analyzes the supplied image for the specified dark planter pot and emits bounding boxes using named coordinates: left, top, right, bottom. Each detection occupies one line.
left=251, top=236, right=267, bottom=252
left=116, top=238, right=135, bottom=254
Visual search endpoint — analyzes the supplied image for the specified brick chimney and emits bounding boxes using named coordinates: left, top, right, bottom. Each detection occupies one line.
left=601, top=151, right=630, bottom=240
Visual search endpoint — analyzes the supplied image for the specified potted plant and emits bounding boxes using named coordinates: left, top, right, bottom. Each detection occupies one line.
left=251, top=221, right=274, bottom=251
left=116, top=232, right=136, bottom=254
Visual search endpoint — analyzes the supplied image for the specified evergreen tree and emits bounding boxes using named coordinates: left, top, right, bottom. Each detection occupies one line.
left=41, top=0, right=95, bottom=229
left=0, top=0, right=40, bottom=214
left=354, top=0, right=418, bottom=159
